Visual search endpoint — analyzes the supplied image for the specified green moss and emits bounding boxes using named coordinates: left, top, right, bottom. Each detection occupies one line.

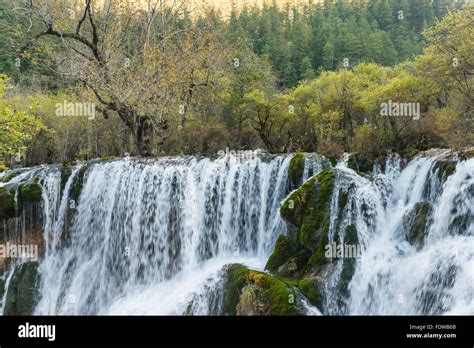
left=303, top=233, right=329, bottom=273
left=0, top=172, right=19, bottom=183
left=299, top=168, right=335, bottom=251
left=279, top=168, right=336, bottom=274
left=4, top=261, right=40, bottom=315
left=71, top=166, right=87, bottom=201
left=0, top=186, right=17, bottom=220
left=433, top=161, right=456, bottom=181
left=443, top=163, right=456, bottom=180
left=265, top=235, right=297, bottom=272
left=404, top=148, right=419, bottom=160
left=225, top=264, right=299, bottom=316
left=0, top=180, right=42, bottom=221
left=225, top=264, right=249, bottom=315
left=280, top=177, right=316, bottom=227
left=100, top=156, right=116, bottom=161
left=298, top=278, right=322, bottom=308
left=18, top=181, right=42, bottom=204
left=60, top=166, right=72, bottom=194
left=288, top=153, right=305, bottom=188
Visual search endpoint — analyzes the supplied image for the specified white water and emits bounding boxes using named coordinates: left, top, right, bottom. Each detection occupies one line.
left=32, top=155, right=292, bottom=314
left=1, top=151, right=473, bottom=315
left=344, top=153, right=474, bottom=315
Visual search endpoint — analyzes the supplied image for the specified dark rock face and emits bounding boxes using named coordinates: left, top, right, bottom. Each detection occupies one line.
left=403, top=202, right=431, bottom=250
left=3, top=262, right=40, bottom=315
left=0, top=180, right=45, bottom=274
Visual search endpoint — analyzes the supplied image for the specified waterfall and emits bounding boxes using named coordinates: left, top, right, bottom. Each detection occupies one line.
left=344, top=153, right=474, bottom=315
left=32, top=155, right=292, bottom=314
left=1, top=151, right=472, bottom=315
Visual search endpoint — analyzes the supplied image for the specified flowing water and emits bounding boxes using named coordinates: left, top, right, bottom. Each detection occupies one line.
left=1, top=151, right=473, bottom=315
left=33, top=155, right=291, bottom=314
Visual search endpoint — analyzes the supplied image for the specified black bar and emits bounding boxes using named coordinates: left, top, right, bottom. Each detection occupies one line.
left=0, top=316, right=472, bottom=346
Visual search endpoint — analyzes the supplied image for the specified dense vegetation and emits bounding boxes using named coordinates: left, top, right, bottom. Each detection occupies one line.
left=0, top=0, right=472, bottom=169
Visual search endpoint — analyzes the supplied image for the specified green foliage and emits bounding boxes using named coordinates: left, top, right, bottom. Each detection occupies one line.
left=0, top=76, right=45, bottom=168
left=227, top=0, right=454, bottom=87
left=0, top=1, right=470, bottom=162
left=415, top=3, right=473, bottom=149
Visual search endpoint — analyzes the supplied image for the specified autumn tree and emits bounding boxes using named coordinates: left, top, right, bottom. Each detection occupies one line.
left=15, top=0, right=231, bottom=156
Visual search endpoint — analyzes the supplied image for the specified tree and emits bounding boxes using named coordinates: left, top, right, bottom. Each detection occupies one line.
left=0, top=75, right=45, bottom=169
left=241, top=89, right=289, bottom=153
left=415, top=3, right=473, bottom=147
left=15, top=0, right=229, bottom=156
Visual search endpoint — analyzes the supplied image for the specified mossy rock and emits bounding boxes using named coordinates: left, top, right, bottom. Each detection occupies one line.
left=278, top=168, right=336, bottom=276
left=403, top=202, right=431, bottom=250
left=265, top=235, right=298, bottom=272
left=0, top=186, right=18, bottom=220
left=224, top=264, right=299, bottom=316
left=281, top=168, right=335, bottom=251
left=433, top=160, right=456, bottom=181
left=288, top=153, right=305, bottom=189
left=4, top=261, right=40, bottom=315
left=275, top=249, right=312, bottom=277
left=0, top=171, right=19, bottom=183
left=60, top=166, right=72, bottom=194
left=298, top=278, right=322, bottom=308
left=71, top=166, right=87, bottom=201
left=18, top=181, right=42, bottom=205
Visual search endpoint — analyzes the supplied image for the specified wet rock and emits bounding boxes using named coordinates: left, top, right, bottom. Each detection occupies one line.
left=224, top=264, right=300, bottom=316
left=288, top=153, right=305, bottom=189
left=4, top=262, right=40, bottom=315
left=403, top=202, right=431, bottom=250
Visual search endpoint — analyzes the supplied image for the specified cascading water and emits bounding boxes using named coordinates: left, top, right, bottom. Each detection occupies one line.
left=1, top=150, right=472, bottom=315
left=32, top=155, right=292, bottom=315
left=341, top=152, right=474, bottom=315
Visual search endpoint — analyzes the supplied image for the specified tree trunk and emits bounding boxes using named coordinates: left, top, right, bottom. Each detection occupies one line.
left=136, top=116, right=154, bottom=157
